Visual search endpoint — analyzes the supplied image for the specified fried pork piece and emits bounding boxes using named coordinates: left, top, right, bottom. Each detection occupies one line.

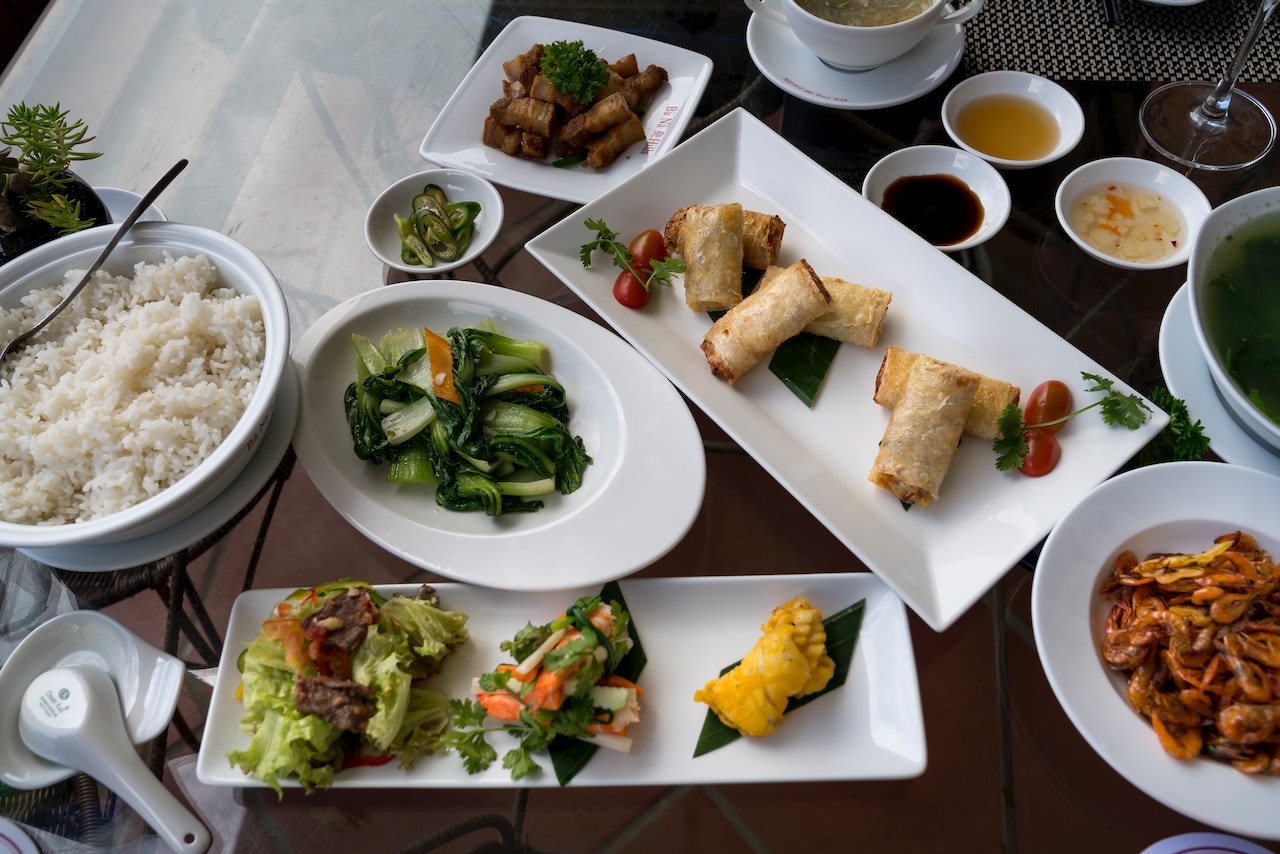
left=586, top=113, right=646, bottom=168
left=528, top=73, right=592, bottom=116
left=621, top=64, right=669, bottom=111
left=482, top=115, right=523, bottom=157
left=694, top=597, right=835, bottom=737
left=558, top=92, right=635, bottom=150
left=609, top=52, right=639, bottom=78
left=488, top=96, right=556, bottom=138
left=294, top=675, right=377, bottom=733
left=502, top=43, right=543, bottom=91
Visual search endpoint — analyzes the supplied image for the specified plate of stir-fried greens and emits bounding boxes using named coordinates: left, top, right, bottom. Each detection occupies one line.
left=290, top=280, right=705, bottom=591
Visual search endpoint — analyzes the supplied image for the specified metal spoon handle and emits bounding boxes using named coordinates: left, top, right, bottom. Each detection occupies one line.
left=0, top=158, right=188, bottom=362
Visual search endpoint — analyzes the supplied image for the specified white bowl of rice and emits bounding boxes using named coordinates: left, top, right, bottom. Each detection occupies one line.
left=0, top=221, right=289, bottom=547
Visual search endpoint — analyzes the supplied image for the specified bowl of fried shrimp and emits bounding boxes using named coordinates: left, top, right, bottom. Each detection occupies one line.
left=1031, top=461, right=1280, bottom=840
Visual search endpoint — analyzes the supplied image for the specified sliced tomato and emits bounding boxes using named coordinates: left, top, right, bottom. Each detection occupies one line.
left=1023, top=380, right=1072, bottom=432
left=612, top=270, right=649, bottom=308
left=1019, top=427, right=1061, bottom=477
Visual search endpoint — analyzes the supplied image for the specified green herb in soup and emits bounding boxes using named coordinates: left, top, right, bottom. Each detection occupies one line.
left=797, top=0, right=933, bottom=27
left=1203, top=221, right=1280, bottom=425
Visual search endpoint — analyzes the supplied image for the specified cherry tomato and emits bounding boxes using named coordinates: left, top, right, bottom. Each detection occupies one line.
left=1023, top=380, right=1073, bottom=432
left=1019, top=427, right=1061, bottom=477
left=612, top=269, right=649, bottom=308
left=627, top=229, right=668, bottom=282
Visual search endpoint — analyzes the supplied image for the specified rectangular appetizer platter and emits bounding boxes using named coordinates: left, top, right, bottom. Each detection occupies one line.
left=525, top=108, right=1168, bottom=631
left=195, top=573, right=924, bottom=788
left=419, top=16, right=714, bottom=204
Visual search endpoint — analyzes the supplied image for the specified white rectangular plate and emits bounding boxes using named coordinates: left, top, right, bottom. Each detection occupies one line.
left=196, top=573, right=924, bottom=788
left=526, top=108, right=1168, bottom=631
left=419, top=16, right=714, bottom=205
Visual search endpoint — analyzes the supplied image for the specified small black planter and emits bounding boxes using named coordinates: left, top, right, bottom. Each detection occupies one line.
left=0, top=174, right=111, bottom=266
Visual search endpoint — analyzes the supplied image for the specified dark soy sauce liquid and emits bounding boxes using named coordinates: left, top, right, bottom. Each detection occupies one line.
left=881, top=174, right=984, bottom=247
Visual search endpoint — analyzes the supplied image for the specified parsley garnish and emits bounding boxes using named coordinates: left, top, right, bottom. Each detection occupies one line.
left=539, top=40, right=610, bottom=106
left=580, top=218, right=685, bottom=291
left=1128, top=386, right=1211, bottom=468
left=993, top=371, right=1152, bottom=471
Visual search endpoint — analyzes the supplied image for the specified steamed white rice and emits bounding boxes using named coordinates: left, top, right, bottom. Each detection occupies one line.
left=0, top=253, right=264, bottom=524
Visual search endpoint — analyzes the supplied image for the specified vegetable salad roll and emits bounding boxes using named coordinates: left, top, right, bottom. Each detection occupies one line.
left=757, top=267, right=892, bottom=349
left=681, top=203, right=746, bottom=312
left=873, top=345, right=1019, bottom=440
left=701, top=259, right=829, bottom=384
left=665, top=206, right=785, bottom=270
left=868, top=355, right=980, bottom=508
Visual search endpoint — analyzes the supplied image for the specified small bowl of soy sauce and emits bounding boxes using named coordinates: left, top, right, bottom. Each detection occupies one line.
left=863, top=144, right=1011, bottom=252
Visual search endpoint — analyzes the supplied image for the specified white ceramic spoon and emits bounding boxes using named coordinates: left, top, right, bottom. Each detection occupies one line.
left=19, top=666, right=210, bottom=853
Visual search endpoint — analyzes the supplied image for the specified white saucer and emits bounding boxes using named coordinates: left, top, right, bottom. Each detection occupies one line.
left=0, top=819, right=38, bottom=854
left=18, top=360, right=300, bottom=571
left=1159, top=283, right=1280, bottom=476
left=746, top=11, right=964, bottom=110
left=0, top=611, right=184, bottom=789
left=95, top=187, right=167, bottom=223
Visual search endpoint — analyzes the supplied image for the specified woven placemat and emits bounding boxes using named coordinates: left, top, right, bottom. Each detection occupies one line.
left=964, top=0, right=1280, bottom=83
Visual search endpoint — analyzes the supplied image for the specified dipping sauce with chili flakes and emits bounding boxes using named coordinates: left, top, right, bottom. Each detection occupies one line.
left=1066, top=180, right=1185, bottom=264
left=881, top=173, right=985, bottom=247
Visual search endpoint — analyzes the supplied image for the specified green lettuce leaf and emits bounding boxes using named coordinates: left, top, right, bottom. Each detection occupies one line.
left=226, top=709, right=344, bottom=797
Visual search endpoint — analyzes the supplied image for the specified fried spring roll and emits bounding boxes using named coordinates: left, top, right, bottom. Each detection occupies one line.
left=868, top=356, right=980, bottom=507
left=681, top=203, right=745, bottom=312
left=586, top=113, right=646, bottom=168
left=665, top=207, right=784, bottom=270
left=873, top=345, right=1019, bottom=440
left=488, top=97, right=556, bottom=138
left=701, top=259, right=829, bottom=384
left=756, top=267, right=891, bottom=349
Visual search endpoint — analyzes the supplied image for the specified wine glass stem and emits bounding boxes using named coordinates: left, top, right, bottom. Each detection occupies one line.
left=1198, top=0, right=1280, bottom=128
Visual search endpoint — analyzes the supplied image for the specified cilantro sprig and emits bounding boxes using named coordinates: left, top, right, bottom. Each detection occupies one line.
left=994, top=372, right=1151, bottom=471
left=580, top=218, right=685, bottom=291
left=539, top=40, right=610, bottom=106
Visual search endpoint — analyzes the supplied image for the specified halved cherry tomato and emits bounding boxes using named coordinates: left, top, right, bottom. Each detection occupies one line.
left=1023, top=380, right=1073, bottom=432
left=612, top=270, right=649, bottom=308
left=627, top=229, right=667, bottom=283
left=1019, top=427, right=1061, bottom=477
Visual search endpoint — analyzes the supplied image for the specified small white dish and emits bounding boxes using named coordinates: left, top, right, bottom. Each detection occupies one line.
left=419, top=16, right=713, bottom=205
left=0, top=819, right=38, bottom=854
left=0, top=611, right=184, bottom=789
left=95, top=187, right=167, bottom=224
left=198, top=573, right=925, bottom=788
left=1055, top=157, right=1209, bottom=270
left=862, top=144, right=1010, bottom=251
left=1187, top=186, right=1280, bottom=457
left=942, top=70, right=1084, bottom=169
left=364, top=168, right=503, bottom=275
left=1033, top=461, right=1280, bottom=840
left=746, top=9, right=964, bottom=110
left=1161, top=284, right=1280, bottom=476
left=18, top=361, right=300, bottom=571
left=290, top=280, right=705, bottom=592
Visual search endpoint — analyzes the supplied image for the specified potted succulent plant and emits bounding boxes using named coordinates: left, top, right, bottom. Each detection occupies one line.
left=0, top=102, right=109, bottom=265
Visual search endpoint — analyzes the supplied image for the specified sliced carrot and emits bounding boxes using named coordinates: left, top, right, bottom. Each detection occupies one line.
left=599, top=673, right=644, bottom=699
left=260, top=617, right=310, bottom=674
left=525, top=665, right=571, bottom=711
left=424, top=327, right=460, bottom=404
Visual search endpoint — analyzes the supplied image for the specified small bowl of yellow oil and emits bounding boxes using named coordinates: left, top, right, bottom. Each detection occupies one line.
left=941, top=71, right=1085, bottom=170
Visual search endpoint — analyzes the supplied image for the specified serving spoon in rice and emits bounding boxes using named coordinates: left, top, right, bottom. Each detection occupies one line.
left=0, top=158, right=188, bottom=366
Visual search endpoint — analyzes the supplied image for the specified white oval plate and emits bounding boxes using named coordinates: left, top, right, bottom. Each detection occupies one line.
left=290, top=281, right=705, bottom=591
left=1033, top=461, right=1280, bottom=840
